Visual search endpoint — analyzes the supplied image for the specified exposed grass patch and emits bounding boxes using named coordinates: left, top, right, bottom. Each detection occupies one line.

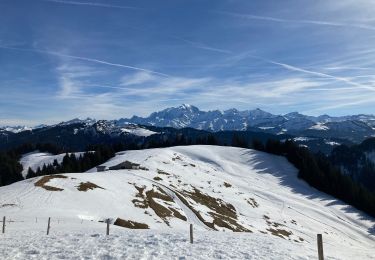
left=114, top=218, right=149, bottom=229
left=77, top=182, right=104, bottom=192
left=185, top=187, right=236, bottom=219
left=263, top=215, right=293, bottom=239
left=267, top=228, right=292, bottom=239
left=172, top=155, right=182, bottom=161
left=263, top=215, right=285, bottom=228
left=146, top=187, right=173, bottom=202
left=157, top=169, right=170, bottom=175
left=0, top=204, right=16, bottom=208
left=132, top=185, right=148, bottom=208
left=34, top=175, right=67, bottom=191
left=223, top=182, right=232, bottom=188
left=246, top=198, right=259, bottom=208
left=131, top=184, right=187, bottom=224
left=170, top=208, right=186, bottom=220
left=182, top=187, right=251, bottom=232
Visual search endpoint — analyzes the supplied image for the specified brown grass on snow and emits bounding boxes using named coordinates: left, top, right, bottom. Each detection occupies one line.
left=114, top=218, right=149, bottom=229
left=34, top=175, right=67, bottom=191
left=77, top=182, right=104, bottom=192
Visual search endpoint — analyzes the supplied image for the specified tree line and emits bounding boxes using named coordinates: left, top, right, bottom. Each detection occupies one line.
left=26, top=145, right=115, bottom=178
left=330, top=138, right=375, bottom=192
left=249, top=138, right=375, bottom=218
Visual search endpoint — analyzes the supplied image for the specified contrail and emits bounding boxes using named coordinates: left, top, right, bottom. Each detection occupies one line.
left=172, top=37, right=232, bottom=54
left=0, top=45, right=169, bottom=77
left=42, top=0, right=139, bottom=10
left=249, top=55, right=375, bottom=92
left=215, top=11, right=375, bottom=31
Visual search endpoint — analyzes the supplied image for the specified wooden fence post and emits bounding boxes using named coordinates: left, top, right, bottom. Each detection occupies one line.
left=106, top=219, right=110, bottom=235
left=317, top=234, right=324, bottom=260
left=47, top=217, right=51, bottom=235
left=2, top=216, right=5, bottom=234
left=190, top=224, right=193, bottom=244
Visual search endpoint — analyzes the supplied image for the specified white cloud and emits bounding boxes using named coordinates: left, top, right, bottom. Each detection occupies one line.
left=215, top=11, right=375, bottom=31
left=42, top=0, right=139, bottom=10
left=0, top=45, right=169, bottom=77
left=56, top=62, right=101, bottom=98
left=120, top=71, right=157, bottom=86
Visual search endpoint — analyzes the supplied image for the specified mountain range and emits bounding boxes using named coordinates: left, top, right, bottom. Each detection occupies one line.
left=121, top=104, right=375, bottom=142
left=1, top=104, right=375, bottom=152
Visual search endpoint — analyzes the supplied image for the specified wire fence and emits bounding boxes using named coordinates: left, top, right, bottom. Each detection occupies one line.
left=1, top=215, right=326, bottom=259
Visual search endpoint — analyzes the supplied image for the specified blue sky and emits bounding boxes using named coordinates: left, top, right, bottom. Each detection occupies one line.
left=1, top=0, right=375, bottom=125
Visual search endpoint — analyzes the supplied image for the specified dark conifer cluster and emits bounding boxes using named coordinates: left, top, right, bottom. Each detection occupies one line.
left=330, top=138, right=375, bottom=192
left=247, top=138, right=375, bottom=218
left=26, top=145, right=115, bottom=178
left=0, top=150, right=23, bottom=186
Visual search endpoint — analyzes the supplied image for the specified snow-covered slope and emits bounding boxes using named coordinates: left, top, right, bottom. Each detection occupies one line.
left=19, top=151, right=87, bottom=178
left=1, top=146, right=374, bottom=259
left=0, top=225, right=339, bottom=260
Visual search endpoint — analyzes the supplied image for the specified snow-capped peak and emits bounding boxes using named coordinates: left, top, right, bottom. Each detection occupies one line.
left=58, top=117, right=96, bottom=126
left=2, top=126, right=33, bottom=133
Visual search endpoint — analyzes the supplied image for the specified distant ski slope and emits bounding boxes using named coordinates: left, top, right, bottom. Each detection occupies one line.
left=1, top=145, right=374, bottom=259
left=20, top=151, right=87, bottom=178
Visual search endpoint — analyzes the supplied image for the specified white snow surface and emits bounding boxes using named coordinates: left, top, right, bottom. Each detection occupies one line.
left=120, top=127, right=157, bottom=137
left=309, top=123, right=329, bottom=131
left=4, top=126, right=32, bottom=133
left=293, top=137, right=316, bottom=142
left=1, top=145, right=374, bottom=259
left=20, top=151, right=87, bottom=178
left=325, top=141, right=341, bottom=146
left=0, top=222, right=329, bottom=260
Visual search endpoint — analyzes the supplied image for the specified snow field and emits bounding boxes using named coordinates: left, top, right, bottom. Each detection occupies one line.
left=0, top=218, right=341, bottom=260
left=1, top=145, right=374, bottom=259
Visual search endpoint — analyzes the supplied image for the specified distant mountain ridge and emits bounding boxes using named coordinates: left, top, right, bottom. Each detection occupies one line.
left=119, top=104, right=375, bottom=143
left=1, top=104, right=375, bottom=146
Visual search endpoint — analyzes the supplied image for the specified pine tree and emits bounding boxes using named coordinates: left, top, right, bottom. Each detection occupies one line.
left=26, top=167, right=36, bottom=179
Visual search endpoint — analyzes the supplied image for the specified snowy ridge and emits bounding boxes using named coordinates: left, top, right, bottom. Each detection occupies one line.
left=121, top=104, right=375, bottom=135
left=1, top=145, right=374, bottom=259
left=2, top=126, right=33, bottom=133
left=3, top=105, right=375, bottom=144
